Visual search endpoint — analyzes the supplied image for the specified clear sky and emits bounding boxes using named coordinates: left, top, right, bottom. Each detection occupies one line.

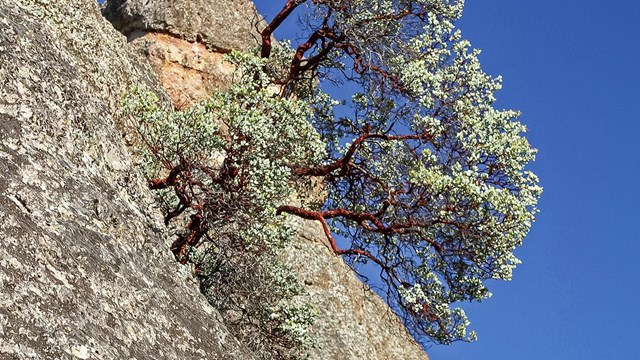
left=252, top=1, right=640, bottom=359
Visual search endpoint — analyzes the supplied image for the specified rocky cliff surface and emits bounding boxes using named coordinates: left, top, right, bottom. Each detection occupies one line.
left=1, top=0, right=429, bottom=358
left=0, top=0, right=254, bottom=358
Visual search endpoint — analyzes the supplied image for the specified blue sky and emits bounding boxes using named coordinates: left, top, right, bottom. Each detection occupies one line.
left=252, top=1, right=640, bottom=359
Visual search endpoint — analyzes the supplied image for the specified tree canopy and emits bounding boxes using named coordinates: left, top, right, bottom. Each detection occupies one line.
left=124, top=0, right=541, bottom=351
left=263, top=0, right=541, bottom=344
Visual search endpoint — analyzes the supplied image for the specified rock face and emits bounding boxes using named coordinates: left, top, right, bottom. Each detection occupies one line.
left=103, top=0, right=264, bottom=52
left=102, top=0, right=269, bottom=109
left=102, top=1, right=429, bottom=359
left=0, top=0, right=254, bottom=359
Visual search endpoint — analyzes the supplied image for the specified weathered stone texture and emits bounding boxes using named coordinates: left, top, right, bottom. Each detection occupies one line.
left=103, top=0, right=264, bottom=53
left=0, top=0, right=254, bottom=358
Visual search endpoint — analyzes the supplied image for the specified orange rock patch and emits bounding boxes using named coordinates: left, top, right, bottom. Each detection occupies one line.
left=136, top=33, right=235, bottom=109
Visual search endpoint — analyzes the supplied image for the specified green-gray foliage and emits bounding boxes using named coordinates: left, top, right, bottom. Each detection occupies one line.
left=121, top=51, right=323, bottom=359
left=123, top=0, right=542, bottom=351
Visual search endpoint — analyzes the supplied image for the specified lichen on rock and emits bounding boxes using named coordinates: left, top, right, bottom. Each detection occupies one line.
left=0, top=0, right=254, bottom=358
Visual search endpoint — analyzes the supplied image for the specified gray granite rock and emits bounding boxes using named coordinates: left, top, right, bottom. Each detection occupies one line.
left=102, top=0, right=264, bottom=52
left=0, top=0, right=254, bottom=358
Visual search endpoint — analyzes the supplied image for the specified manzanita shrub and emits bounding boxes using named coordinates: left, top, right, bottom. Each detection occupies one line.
left=124, top=0, right=542, bottom=352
